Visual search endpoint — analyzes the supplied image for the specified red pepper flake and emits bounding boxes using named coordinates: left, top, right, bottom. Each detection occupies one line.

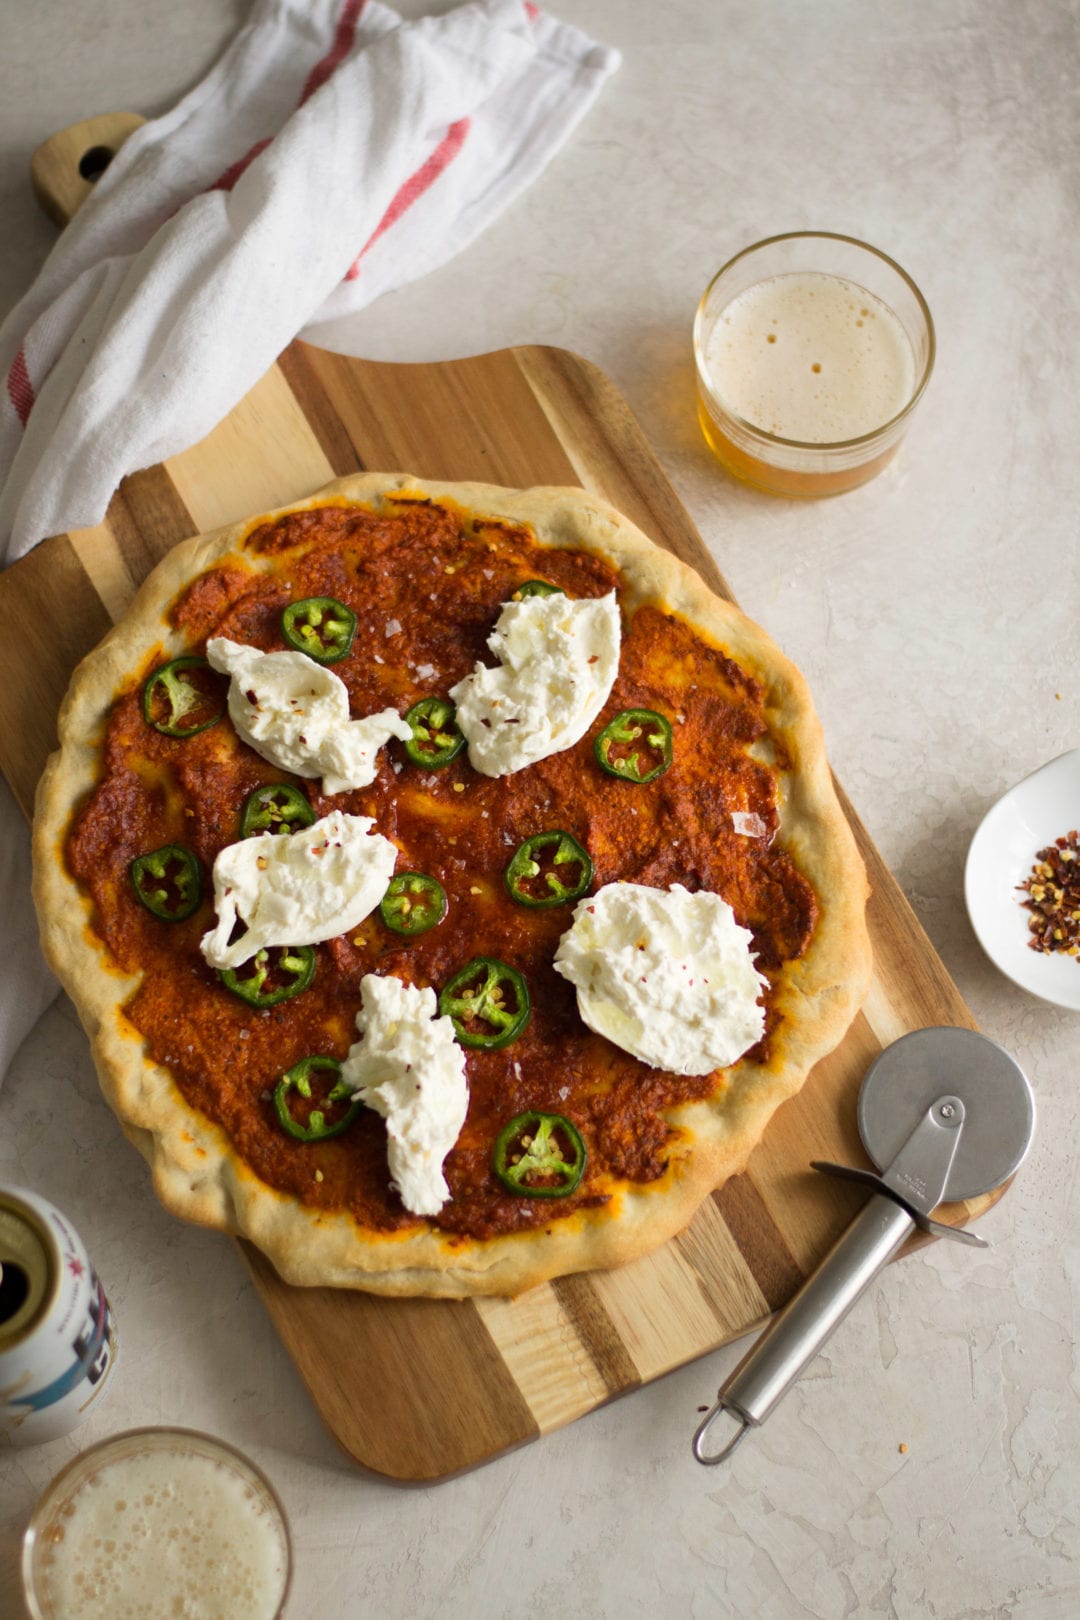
left=1018, top=830, right=1080, bottom=957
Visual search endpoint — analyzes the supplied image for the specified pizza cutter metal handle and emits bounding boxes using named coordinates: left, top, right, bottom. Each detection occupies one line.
left=693, top=1028, right=1035, bottom=1467
left=692, top=1086, right=967, bottom=1465
left=693, top=1189, right=916, bottom=1463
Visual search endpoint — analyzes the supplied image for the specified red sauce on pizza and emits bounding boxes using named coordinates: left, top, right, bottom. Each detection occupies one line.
left=66, top=499, right=817, bottom=1240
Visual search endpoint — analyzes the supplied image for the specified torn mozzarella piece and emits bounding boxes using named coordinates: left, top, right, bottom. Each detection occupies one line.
left=200, top=810, right=396, bottom=970
left=206, top=637, right=411, bottom=792
left=449, top=591, right=620, bottom=776
left=341, top=974, right=469, bottom=1217
left=553, top=882, right=767, bottom=1076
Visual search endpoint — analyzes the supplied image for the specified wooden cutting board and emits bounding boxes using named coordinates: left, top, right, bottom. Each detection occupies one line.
left=1, top=122, right=990, bottom=1482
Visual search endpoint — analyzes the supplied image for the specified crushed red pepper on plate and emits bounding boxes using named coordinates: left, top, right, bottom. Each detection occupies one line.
left=1018, top=830, right=1080, bottom=956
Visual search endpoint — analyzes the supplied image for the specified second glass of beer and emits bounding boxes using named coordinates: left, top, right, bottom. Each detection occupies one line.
left=694, top=232, right=935, bottom=497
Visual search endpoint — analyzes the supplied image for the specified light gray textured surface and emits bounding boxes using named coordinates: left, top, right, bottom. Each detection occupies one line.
left=1, top=2, right=1078, bottom=1617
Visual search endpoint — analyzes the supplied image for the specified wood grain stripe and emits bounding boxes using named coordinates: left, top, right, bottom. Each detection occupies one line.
left=302, top=347, right=581, bottom=488
left=738, top=1015, right=880, bottom=1274
left=837, top=780, right=976, bottom=1037
left=860, top=891, right=976, bottom=1040
left=0, top=537, right=112, bottom=814
left=474, top=1283, right=613, bottom=1431
left=65, top=472, right=196, bottom=628
left=711, top=1175, right=805, bottom=1313
left=859, top=974, right=920, bottom=1054
left=589, top=1240, right=734, bottom=1381
left=551, top=1273, right=641, bottom=1397
left=673, top=1192, right=773, bottom=1326
left=66, top=509, right=140, bottom=626
left=166, top=365, right=336, bottom=534
left=279, top=344, right=368, bottom=478
left=242, top=1245, right=538, bottom=1481
left=118, top=465, right=197, bottom=563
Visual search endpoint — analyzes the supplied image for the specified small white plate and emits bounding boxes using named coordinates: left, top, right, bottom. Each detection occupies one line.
left=965, top=748, right=1080, bottom=1009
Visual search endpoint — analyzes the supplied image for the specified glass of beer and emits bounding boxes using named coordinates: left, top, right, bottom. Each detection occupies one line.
left=693, top=232, right=935, bottom=497
left=21, top=1426, right=292, bottom=1619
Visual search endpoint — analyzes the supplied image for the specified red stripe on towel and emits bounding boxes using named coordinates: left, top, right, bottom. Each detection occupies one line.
left=301, top=0, right=367, bottom=105
left=344, top=117, right=471, bottom=280
left=209, top=137, right=273, bottom=192
left=209, top=0, right=367, bottom=191
left=6, top=346, right=34, bottom=427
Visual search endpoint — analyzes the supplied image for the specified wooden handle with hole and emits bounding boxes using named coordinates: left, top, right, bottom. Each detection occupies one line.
left=31, top=113, right=146, bottom=227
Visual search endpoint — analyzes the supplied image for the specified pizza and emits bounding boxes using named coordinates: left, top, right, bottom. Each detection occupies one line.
left=32, top=474, right=871, bottom=1298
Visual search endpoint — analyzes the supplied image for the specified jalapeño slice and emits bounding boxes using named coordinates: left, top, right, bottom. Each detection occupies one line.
left=273, top=1056, right=360, bottom=1143
left=142, top=656, right=227, bottom=738
left=404, top=697, right=466, bottom=768
left=380, top=872, right=448, bottom=936
left=512, top=579, right=564, bottom=599
left=505, top=831, right=592, bottom=909
left=594, top=708, right=673, bottom=784
left=240, top=783, right=316, bottom=839
left=219, top=945, right=316, bottom=1008
left=439, top=957, right=530, bottom=1051
left=129, top=844, right=201, bottom=922
left=281, top=596, right=357, bottom=663
left=493, top=1111, right=586, bottom=1198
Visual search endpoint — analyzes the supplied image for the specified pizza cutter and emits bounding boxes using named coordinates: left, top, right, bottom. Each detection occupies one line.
left=692, top=1026, right=1034, bottom=1464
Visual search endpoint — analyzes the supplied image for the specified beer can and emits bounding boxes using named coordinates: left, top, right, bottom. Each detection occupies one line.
left=0, top=1185, right=118, bottom=1447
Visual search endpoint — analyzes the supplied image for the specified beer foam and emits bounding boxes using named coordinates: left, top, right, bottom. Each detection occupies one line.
left=703, top=271, right=916, bottom=442
left=36, top=1444, right=288, bottom=1620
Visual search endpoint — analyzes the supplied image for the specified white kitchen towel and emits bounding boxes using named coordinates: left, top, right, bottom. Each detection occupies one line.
left=0, top=0, right=618, bottom=1088
left=0, top=0, right=619, bottom=560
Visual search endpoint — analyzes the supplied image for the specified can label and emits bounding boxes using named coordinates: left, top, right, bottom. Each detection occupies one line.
left=0, top=1186, right=118, bottom=1447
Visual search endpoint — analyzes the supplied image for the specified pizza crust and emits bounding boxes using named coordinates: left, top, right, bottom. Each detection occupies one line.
left=33, top=473, right=871, bottom=1297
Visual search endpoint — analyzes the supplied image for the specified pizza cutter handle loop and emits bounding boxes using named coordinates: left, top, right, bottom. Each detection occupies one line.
left=692, top=1403, right=751, bottom=1466
left=692, top=1193, right=914, bottom=1464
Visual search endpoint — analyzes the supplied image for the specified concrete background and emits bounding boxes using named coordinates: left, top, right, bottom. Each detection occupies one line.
left=1, top=3, right=1078, bottom=1616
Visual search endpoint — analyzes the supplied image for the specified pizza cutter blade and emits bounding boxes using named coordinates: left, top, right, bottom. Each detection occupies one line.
left=692, top=1026, right=1034, bottom=1465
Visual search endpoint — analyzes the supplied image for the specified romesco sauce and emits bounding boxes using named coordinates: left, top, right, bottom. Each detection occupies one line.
left=66, top=501, right=817, bottom=1241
